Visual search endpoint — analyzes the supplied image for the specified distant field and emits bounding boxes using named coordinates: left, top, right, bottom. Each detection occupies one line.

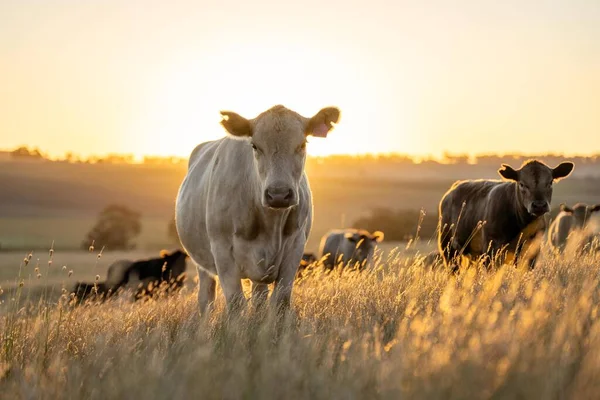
left=0, top=242, right=425, bottom=287
left=1, top=160, right=600, bottom=252
left=0, top=217, right=176, bottom=251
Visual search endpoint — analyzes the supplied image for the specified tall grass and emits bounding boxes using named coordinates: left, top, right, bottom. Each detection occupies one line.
left=1, top=245, right=600, bottom=399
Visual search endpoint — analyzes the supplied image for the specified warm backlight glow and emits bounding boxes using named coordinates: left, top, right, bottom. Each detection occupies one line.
left=1, top=1, right=599, bottom=158
left=125, top=41, right=401, bottom=159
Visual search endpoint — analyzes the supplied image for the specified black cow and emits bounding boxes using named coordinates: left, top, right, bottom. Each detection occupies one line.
left=71, top=281, right=112, bottom=303
left=114, top=249, right=188, bottom=299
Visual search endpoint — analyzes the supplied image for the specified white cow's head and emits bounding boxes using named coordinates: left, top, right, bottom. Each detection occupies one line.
left=220, top=105, right=340, bottom=209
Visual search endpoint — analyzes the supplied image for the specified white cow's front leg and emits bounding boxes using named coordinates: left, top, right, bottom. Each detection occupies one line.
left=212, top=242, right=245, bottom=314
left=271, top=242, right=303, bottom=313
left=197, top=268, right=216, bottom=316
left=251, top=282, right=269, bottom=309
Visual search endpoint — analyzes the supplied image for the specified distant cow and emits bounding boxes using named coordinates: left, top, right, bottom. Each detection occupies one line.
left=319, top=229, right=384, bottom=270
left=71, top=281, right=112, bottom=303
left=299, top=252, right=317, bottom=269
left=113, top=250, right=188, bottom=299
left=548, top=203, right=600, bottom=253
left=420, top=250, right=443, bottom=269
left=176, top=105, right=341, bottom=314
left=105, top=259, right=134, bottom=288
left=438, top=160, right=574, bottom=271
left=296, top=252, right=318, bottom=277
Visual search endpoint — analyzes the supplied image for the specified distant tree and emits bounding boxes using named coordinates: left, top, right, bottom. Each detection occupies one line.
left=167, top=216, right=180, bottom=244
left=11, top=146, right=45, bottom=160
left=82, top=204, right=142, bottom=250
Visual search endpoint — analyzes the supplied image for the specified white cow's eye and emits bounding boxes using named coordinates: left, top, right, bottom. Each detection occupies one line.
left=251, top=143, right=258, bottom=151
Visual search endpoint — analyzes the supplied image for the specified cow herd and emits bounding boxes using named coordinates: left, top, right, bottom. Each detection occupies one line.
left=71, top=105, right=600, bottom=314
left=72, top=250, right=188, bottom=302
left=71, top=229, right=383, bottom=303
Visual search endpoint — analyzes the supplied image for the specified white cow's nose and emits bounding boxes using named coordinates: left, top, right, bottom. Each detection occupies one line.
left=265, top=186, right=294, bottom=208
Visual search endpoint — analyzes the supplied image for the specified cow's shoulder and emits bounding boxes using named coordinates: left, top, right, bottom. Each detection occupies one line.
left=188, top=139, right=225, bottom=170
left=442, top=180, right=503, bottom=215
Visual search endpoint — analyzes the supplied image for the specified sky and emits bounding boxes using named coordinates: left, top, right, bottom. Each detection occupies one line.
left=1, top=0, right=599, bottom=159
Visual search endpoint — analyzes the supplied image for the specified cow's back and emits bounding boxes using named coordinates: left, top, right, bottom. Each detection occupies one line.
left=177, top=138, right=271, bottom=276
left=549, top=212, right=574, bottom=250
left=176, top=139, right=227, bottom=275
left=439, top=179, right=509, bottom=255
left=319, top=230, right=351, bottom=268
left=441, top=180, right=501, bottom=229
left=106, top=260, right=133, bottom=288
left=441, top=180, right=501, bottom=215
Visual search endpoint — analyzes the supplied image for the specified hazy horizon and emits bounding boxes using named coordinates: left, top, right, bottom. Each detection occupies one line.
left=1, top=0, right=599, bottom=158
left=5, top=144, right=600, bottom=163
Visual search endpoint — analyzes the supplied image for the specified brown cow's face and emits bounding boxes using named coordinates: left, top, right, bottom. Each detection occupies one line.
left=498, top=160, right=574, bottom=217
left=220, top=106, right=340, bottom=209
left=561, top=203, right=600, bottom=228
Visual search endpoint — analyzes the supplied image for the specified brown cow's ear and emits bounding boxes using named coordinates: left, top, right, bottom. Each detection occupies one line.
left=590, top=204, right=600, bottom=213
left=372, top=231, right=384, bottom=242
left=552, top=161, right=574, bottom=181
left=220, top=111, right=253, bottom=137
left=306, top=107, right=340, bottom=138
left=560, top=204, right=573, bottom=213
left=498, top=164, right=519, bottom=181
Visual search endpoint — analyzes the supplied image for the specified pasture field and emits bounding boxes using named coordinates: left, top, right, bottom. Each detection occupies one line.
left=1, top=160, right=600, bottom=252
left=1, top=244, right=600, bottom=398
left=0, top=217, right=176, bottom=252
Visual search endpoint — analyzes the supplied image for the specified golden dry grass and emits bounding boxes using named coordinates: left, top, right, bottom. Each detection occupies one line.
left=1, top=245, right=600, bottom=399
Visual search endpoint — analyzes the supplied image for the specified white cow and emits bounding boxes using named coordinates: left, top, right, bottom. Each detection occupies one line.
left=176, top=105, right=340, bottom=313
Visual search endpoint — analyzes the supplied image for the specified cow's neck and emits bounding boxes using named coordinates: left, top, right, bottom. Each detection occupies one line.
left=261, top=206, right=292, bottom=236
left=511, top=183, right=535, bottom=228
left=237, top=198, right=297, bottom=244
left=237, top=172, right=300, bottom=244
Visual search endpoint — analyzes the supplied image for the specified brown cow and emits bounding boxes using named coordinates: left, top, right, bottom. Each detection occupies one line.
left=438, top=160, right=574, bottom=271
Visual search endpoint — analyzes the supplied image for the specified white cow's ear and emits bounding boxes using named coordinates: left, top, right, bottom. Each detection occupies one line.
left=306, top=107, right=340, bottom=138
left=220, top=111, right=253, bottom=137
